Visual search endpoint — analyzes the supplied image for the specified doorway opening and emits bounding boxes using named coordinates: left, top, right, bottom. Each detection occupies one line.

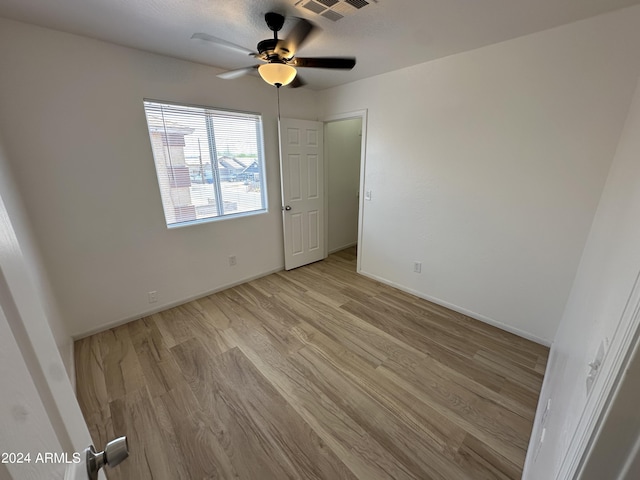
left=278, top=111, right=367, bottom=271
left=324, top=110, right=367, bottom=273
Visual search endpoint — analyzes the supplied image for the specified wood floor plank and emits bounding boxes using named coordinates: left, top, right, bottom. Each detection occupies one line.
left=375, top=289, right=549, bottom=359
left=172, top=335, right=356, bottom=480
left=473, top=349, right=545, bottom=392
left=290, top=323, right=473, bottom=480
left=187, top=296, right=231, bottom=330
left=169, top=337, right=225, bottom=413
left=535, top=353, right=549, bottom=375
left=278, top=267, right=352, bottom=305
left=152, top=305, right=199, bottom=348
left=343, top=292, right=482, bottom=360
left=499, top=378, right=543, bottom=413
left=75, top=246, right=548, bottom=480
left=376, top=359, right=529, bottom=468
left=277, top=289, right=390, bottom=367
left=83, top=407, right=114, bottom=463
left=292, top=345, right=470, bottom=480
left=154, top=383, right=239, bottom=479
left=231, top=283, right=305, bottom=349
left=215, top=288, right=305, bottom=357
left=109, top=388, right=187, bottom=480
left=127, top=317, right=183, bottom=398
left=74, top=334, right=108, bottom=417
left=99, top=324, right=145, bottom=402
left=211, top=347, right=357, bottom=480
left=415, top=352, right=536, bottom=422
left=341, top=298, right=508, bottom=392
left=454, top=433, right=522, bottom=480
left=221, top=324, right=420, bottom=480
left=373, top=291, right=542, bottom=369
left=254, top=273, right=308, bottom=298
left=308, top=261, right=387, bottom=298
left=174, top=301, right=236, bottom=358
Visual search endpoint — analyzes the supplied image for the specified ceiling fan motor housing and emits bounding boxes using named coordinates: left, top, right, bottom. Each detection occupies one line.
left=260, top=12, right=290, bottom=60
left=257, top=38, right=279, bottom=56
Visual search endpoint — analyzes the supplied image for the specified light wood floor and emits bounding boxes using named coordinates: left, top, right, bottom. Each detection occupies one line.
left=75, top=248, right=548, bottom=480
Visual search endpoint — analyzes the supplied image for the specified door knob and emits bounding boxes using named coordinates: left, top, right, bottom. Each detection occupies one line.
left=284, top=205, right=292, bottom=211
left=86, top=436, right=129, bottom=480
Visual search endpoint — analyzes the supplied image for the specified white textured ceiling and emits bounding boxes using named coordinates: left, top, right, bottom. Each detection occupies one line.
left=1, top=0, right=640, bottom=90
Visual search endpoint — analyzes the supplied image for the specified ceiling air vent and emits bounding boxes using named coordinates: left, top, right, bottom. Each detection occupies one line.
left=321, top=10, right=344, bottom=21
left=295, top=0, right=377, bottom=21
left=302, top=1, right=326, bottom=14
left=345, top=0, right=369, bottom=8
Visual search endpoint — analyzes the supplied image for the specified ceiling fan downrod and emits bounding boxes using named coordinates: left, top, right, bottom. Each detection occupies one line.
left=265, top=12, right=285, bottom=35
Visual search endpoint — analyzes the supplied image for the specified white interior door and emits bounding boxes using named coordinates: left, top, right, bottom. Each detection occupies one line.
left=279, top=118, right=325, bottom=270
left=0, top=182, right=104, bottom=479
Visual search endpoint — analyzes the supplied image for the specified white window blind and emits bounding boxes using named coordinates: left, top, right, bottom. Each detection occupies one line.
left=143, top=100, right=267, bottom=228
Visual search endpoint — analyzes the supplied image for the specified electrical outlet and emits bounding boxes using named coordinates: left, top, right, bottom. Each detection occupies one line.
left=413, top=262, right=422, bottom=273
left=148, top=291, right=158, bottom=304
left=228, top=255, right=237, bottom=267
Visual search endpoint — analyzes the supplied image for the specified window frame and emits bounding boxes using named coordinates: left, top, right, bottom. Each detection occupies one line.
left=143, top=98, right=269, bottom=229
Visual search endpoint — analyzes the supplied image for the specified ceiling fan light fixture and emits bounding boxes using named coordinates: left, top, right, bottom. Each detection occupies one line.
left=258, top=63, right=297, bottom=87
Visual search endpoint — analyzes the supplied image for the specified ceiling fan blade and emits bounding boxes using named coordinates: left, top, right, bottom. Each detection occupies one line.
left=191, top=33, right=256, bottom=56
left=216, top=66, right=258, bottom=80
left=290, top=57, right=356, bottom=70
left=277, top=18, right=316, bottom=58
left=289, top=75, right=307, bottom=88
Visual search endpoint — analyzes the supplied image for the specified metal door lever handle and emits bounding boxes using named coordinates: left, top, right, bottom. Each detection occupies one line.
left=86, top=436, right=128, bottom=480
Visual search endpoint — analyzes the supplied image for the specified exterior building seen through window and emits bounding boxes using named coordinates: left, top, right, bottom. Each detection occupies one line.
left=143, top=100, right=267, bottom=228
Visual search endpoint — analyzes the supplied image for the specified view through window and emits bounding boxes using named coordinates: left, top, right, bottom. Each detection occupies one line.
left=143, top=100, right=267, bottom=227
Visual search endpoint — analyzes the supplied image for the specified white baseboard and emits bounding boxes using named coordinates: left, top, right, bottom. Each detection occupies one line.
left=328, top=241, right=358, bottom=255
left=72, top=266, right=284, bottom=340
left=65, top=341, right=76, bottom=392
left=72, top=260, right=552, bottom=348
left=358, top=269, right=552, bottom=347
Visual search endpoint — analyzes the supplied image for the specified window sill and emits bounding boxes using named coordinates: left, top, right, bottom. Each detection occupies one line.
left=166, top=208, right=269, bottom=229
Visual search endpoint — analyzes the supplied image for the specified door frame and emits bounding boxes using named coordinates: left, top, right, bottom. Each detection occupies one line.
left=322, top=110, right=368, bottom=273
left=565, top=271, right=640, bottom=479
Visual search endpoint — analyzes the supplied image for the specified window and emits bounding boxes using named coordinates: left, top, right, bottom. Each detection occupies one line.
left=143, top=100, right=267, bottom=228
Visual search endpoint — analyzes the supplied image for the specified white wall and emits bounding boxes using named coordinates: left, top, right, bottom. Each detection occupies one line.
left=0, top=136, right=74, bottom=376
left=524, top=75, right=640, bottom=479
left=0, top=18, right=318, bottom=337
left=318, top=6, right=640, bottom=343
left=326, top=118, right=361, bottom=253
left=0, top=142, right=94, bottom=473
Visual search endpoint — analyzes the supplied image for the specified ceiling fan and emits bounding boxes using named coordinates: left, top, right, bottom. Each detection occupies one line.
left=192, top=12, right=356, bottom=88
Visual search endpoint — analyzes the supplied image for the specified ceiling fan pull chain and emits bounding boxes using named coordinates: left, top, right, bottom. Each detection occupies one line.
left=277, top=84, right=281, bottom=121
